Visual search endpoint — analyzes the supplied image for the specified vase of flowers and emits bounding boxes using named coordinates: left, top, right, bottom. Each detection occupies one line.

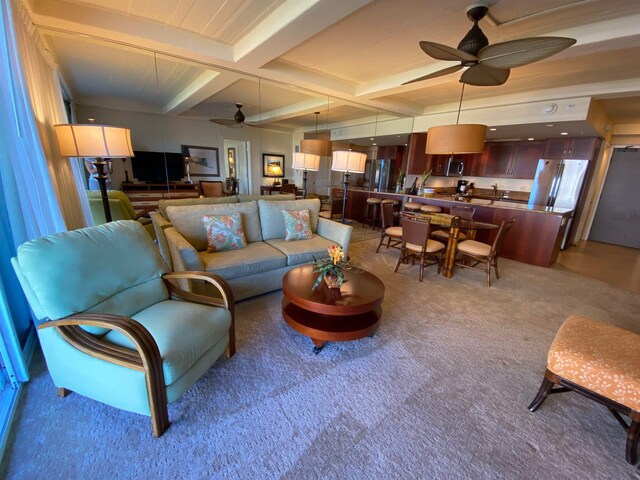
left=395, top=167, right=405, bottom=194
left=419, top=169, right=432, bottom=195
left=313, top=245, right=349, bottom=290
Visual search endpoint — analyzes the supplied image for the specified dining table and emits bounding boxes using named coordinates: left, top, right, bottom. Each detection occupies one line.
left=398, top=211, right=499, bottom=278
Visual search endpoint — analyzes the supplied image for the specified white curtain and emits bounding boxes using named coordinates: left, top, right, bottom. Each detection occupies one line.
left=2, top=0, right=91, bottom=233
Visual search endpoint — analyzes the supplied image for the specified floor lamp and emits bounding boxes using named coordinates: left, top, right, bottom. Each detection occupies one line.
left=54, top=124, right=134, bottom=223
left=292, top=152, right=320, bottom=198
left=331, top=151, right=367, bottom=223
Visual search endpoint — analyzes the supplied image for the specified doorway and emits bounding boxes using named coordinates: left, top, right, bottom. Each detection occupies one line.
left=223, top=139, right=251, bottom=195
left=588, top=148, right=640, bottom=248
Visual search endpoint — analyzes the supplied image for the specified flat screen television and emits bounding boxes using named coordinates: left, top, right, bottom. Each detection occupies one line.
left=131, top=151, right=185, bottom=183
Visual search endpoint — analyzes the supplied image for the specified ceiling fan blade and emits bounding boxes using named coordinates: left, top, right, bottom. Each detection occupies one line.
left=478, top=37, right=576, bottom=69
left=419, top=41, right=477, bottom=62
left=402, top=65, right=463, bottom=85
left=209, top=118, right=244, bottom=128
left=460, top=64, right=510, bottom=86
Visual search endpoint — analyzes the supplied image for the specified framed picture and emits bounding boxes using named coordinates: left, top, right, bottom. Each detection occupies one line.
left=181, top=145, right=220, bottom=177
left=263, top=153, right=285, bottom=177
left=227, top=147, right=236, bottom=178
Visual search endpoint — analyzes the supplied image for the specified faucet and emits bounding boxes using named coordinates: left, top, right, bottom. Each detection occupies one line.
left=491, top=183, right=498, bottom=196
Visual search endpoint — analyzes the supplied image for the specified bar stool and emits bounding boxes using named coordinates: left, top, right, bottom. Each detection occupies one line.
left=381, top=199, right=399, bottom=227
left=403, top=201, right=423, bottom=213
left=364, top=197, right=383, bottom=229
left=419, top=204, right=442, bottom=213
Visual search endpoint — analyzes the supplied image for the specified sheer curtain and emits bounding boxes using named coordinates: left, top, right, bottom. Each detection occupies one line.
left=0, top=0, right=93, bottom=451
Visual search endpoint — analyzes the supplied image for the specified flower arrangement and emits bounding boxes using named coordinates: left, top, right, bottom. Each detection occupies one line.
left=420, top=169, right=432, bottom=187
left=396, top=167, right=406, bottom=187
left=312, top=245, right=349, bottom=289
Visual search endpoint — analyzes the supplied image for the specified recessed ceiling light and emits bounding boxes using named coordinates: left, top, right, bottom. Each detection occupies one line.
left=489, top=128, right=497, bottom=131
left=528, top=137, right=535, bottom=141
left=560, top=132, right=569, bottom=136
left=396, top=135, right=401, bottom=138
left=546, top=124, right=555, bottom=127
left=369, top=137, right=374, bottom=141
left=404, top=143, right=407, bottom=146
left=372, top=143, right=377, bottom=146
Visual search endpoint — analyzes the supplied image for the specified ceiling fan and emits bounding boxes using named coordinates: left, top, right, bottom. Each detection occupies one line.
left=404, top=2, right=576, bottom=86
left=209, top=103, right=255, bottom=128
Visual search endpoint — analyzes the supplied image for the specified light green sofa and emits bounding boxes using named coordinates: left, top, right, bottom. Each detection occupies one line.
left=151, top=197, right=352, bottom=301
left=87, top=190, right=155, bottom=239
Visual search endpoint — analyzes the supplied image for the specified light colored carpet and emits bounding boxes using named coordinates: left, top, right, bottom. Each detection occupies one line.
left=3, top=238, right=640, bottom=479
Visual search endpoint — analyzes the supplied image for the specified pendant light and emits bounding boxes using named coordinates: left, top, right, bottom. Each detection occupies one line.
left=426, top=83, right=486, bottom=154
left=300, top=109, right=332, bottom=157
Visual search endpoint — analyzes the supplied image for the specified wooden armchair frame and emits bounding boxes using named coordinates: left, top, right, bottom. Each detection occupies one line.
left=39, top=271, right=235, bottom=438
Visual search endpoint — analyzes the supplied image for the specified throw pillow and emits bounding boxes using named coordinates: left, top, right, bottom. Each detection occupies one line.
left=282, top=209, right=313, bottom=241
left=202, top=214, right=247, bottom=252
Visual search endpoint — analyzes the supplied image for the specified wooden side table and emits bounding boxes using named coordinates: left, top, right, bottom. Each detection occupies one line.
left=282, top=265, right=385, bottom=353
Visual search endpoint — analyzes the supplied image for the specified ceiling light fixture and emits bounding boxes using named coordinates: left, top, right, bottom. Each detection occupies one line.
left=300, top=111, right=332, bottom=157
left=490, top=127, right=497, bottom=131
left=426, top=83, right=487, bottom=155
left=560, top=132, right=569, bottom=136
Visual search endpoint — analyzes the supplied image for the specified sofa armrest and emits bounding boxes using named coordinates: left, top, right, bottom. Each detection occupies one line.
left=165, top=227, right=203, bottom=272
left=317, top=217, right=353, bottom=260
left=150, top=212, right=173, bottom=270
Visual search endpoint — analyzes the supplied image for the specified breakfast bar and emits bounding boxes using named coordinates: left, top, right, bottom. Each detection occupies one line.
left=337, top=187, right=573, bottom=268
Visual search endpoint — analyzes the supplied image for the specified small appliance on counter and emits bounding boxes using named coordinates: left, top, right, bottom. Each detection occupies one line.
left=456, top=179, right=468, bottom=193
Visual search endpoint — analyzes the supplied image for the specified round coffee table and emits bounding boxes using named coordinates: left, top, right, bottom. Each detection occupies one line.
left=282, top=265, right=385, bottom=354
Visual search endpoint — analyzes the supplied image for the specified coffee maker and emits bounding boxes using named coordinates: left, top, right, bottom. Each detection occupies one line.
left=456, top=179, right=469, bottom=194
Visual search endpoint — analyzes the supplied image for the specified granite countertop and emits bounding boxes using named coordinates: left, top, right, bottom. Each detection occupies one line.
left=350, top=187, right=572, bottom=215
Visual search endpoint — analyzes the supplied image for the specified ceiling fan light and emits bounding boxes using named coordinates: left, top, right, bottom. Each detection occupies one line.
left=426, top=124, right=487, bottom=154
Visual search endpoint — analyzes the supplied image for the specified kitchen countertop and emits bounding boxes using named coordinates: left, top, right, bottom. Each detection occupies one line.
left=348, top=187, right=573, bottom=215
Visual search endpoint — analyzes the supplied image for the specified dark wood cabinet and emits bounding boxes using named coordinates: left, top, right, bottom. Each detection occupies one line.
left=511, top=141, right=546, bottom=178
left=543, top=137, right=599, bottom=160
left=480, top=142, right=516, bottom=177
left=479, top=141, right=545, bottom=179
left=406, top=133, right=427, bottom=175
left=426, top=154, right=448, bottom=176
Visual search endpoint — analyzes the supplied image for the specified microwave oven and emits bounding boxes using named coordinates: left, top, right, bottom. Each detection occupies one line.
left=446, top=158, right=464, bottom=176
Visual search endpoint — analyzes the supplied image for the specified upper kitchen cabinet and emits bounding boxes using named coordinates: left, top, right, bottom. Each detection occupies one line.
left=480, top=141, right=545, bottom=179
left=406, top=132, right=427, bottom=175
left=543, top=137, right=599, bottom=160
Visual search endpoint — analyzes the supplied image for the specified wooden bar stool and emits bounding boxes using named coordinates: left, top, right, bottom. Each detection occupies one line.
left=403, top=201, right=423, bottom=213
left=364, top=197, right=382, bottom=229
left=419, top=204, right=442, bottom=213
left=529, top=315, right=640, bottom=464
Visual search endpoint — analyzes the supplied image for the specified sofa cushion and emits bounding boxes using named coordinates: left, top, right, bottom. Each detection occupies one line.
left=259, top=198, right=321, bottom=241
left=158, top=196, right=238, bottom=218
left=203, top=213, right=247, bottom=252
left=199, top=241, right=286, bottom=280
left=282, top=209, right=313, bottom=241
left=167, top=201, right=261, bottom=251
left=266, top=235, right=336, bottom=266
left=103, top=299, right=231, bottom=386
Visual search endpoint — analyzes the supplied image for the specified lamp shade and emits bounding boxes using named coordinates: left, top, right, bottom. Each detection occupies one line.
left=331, top=151, right=367, bottom=173
left=54, top=124, right=134, bottom=158
left=425, top=124, right=487, bottom=154
left=267, top=163, right=283, bottom=177
left=292, top=152, right=320, bottom=171
left=300, top=139, right=332, bottom=157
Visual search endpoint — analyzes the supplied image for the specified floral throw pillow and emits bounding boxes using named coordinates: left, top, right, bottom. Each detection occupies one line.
left=202, top=214, right=247, bottom=252
left=282, top=209, right=313, bottom=241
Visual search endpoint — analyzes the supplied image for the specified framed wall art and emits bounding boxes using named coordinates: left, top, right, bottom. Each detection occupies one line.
left=262, top=153, right=285, bottom=178
left=181, top=145, right=220, bottom=177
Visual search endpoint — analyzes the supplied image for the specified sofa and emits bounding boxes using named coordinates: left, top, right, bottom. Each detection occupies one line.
left=150, top=196, right=352, bottom=300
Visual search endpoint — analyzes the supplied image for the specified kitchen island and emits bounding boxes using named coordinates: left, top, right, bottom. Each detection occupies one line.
left=336, top=187, right=573, bottom=268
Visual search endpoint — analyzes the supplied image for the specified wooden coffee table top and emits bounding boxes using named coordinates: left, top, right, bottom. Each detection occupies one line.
left=282, top=264, right=385, bottom=316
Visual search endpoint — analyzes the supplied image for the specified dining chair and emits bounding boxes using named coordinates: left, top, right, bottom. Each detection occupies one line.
left=431, top=205, right=476, bottom=242
left=280, top=183, right=297, bottom=194
left=394, top=216, right=446, bottom=282
left=454, top=218, right=515, bottom=286
left=199, top=180, right=224, bottom=197
left=376, top=201, right=403, bottom=253
left=319, top=194, right=344, bottom=221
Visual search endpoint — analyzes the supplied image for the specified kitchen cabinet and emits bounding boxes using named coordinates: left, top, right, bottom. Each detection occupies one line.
left=543, top=137, right=599, bottom=160
left=426, top=154, right=448, bottom=176
left=406, top=132, right=427, bottom=175
left=479, top=141, right=545, bottom=179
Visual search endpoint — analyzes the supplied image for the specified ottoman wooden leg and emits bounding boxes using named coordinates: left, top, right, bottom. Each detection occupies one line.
left=528, top=370, right=562, bottom=412
left=627, top=414, right=639, bottom=464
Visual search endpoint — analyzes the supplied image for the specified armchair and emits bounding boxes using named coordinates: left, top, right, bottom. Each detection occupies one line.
left=11, top=220, right=235, bottom=437
left=87, top=190, right=155, bottom=239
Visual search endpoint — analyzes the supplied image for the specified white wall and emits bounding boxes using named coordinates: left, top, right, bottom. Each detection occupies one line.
left=76, top=105, right=294, bottom=194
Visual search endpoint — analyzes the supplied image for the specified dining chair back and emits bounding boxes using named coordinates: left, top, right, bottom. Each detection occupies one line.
left=280, top=184, right=296, bottom=194
left=402, top=216, right=431, bottom=248
left=395, top=217, right=445, bottom=282
left=376, top=202, right=403, bottom=253
left=199, top=180, right=224, bottom=197
left=450, top=205, right=476, bottom=220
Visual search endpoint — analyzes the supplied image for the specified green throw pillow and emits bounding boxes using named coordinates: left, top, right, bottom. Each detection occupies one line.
left=203, top=214, right=247, bottom=252
left=282, top=209, right=313, bottom=241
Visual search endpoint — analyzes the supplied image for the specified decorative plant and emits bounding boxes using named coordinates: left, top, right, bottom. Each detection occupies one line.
left=312, top=245, right=350, bottom=289
left=420, top=169, right=432, bottom=187
left=396, top=167, right=405, bottom=186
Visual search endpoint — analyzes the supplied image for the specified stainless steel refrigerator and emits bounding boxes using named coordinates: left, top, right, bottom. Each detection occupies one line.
left=365, top=158, right=395, bottom=191
left=528, top=158, right=589, bottom=248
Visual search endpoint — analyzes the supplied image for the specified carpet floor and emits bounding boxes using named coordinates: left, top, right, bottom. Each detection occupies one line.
left=3, top=238, right=640, bottom=479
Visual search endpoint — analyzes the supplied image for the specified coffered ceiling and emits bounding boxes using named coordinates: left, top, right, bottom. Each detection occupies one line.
left=27, top=0, right=640, bottom=140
